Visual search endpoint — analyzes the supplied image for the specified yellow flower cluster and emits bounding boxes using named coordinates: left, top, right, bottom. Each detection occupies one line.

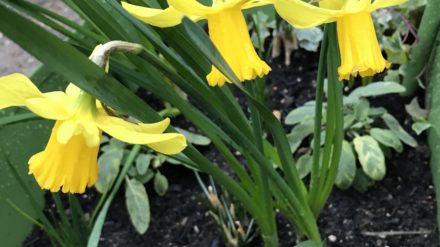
left=0, top=0, right=407, bottom=194
left=123, top=0, right=406, bottom=82
left=0, top=74, right=186, bottom=193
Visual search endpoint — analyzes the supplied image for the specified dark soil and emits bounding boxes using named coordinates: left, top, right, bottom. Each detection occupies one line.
left=24, top=49, right=438, bottom=247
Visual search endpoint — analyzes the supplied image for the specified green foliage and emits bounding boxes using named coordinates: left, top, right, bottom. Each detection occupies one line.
left=196, top=173, right=256, bottom=247
left=285, top=82, right=417, bottom=191
left=125, top=178, right=151, bottom=234
left=95, top=127, right=209, bottom=234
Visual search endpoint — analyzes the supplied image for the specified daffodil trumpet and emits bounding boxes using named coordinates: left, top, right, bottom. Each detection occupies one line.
left=0, top=43, right=186, bottom=193
left=272, top=0, right=407, bottom=80
left=122, top=0, right=272, bottom=86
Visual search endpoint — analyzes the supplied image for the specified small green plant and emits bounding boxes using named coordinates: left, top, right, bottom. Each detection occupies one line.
left=196, top=173, right=256, bottom=247
left=285, top=82, right=418, bottom=192
left=95, top=128, right=211, bottom=234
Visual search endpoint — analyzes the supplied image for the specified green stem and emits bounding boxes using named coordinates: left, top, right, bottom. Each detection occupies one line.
left=402, top=0, right=440, bottom=96
left=309, top=25, right=329, bottom=203
left=246, top=82, right=278, bottom=247
left=427, top=33, right=440, bottom=241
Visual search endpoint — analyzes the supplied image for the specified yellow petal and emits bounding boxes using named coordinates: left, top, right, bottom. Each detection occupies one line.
left=25, top=94, right=72, bottom=120
left=28, top=121, right=100, bottom=193
left=319, top=0, right=343, bottom=10
left=336, top=11, right=390, bottom=80
left=121, top=2, right=183, bottom=27
left=206, top=7, right=271, bottom=86
left=273, top=0, right=341, bottom=28
left=370, top=0, right=407, bottom=11
left=168, top=0, right=215, bottom=17
left=341, top=0, right=371, bottom=13
left=0, top=73, right=42, bottom=109
left=66, top=83, right=81, bottom=98
left=96, top=115, right=187, bottom=154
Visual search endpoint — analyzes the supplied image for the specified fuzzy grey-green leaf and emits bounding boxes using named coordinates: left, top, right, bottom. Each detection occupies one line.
left=382, top=113, right=417, bottom=147
left=353, top=136, right=386, bottom=181
left=125, top=178, right=150, bottom=234
left=154, top=172, right=169, bottom=196
left=96, top=148, right=124, bottom=193
left=136, top=154, right=152, bottom=175
left=370, top=128, right=403, bottom=152
left=296, top=153, right=312, bottom=179
left=335, top=141, right=356, bottom=189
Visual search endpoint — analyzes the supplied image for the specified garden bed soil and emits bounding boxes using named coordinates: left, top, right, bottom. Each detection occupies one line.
left=24, top=49, right=438, bottom=247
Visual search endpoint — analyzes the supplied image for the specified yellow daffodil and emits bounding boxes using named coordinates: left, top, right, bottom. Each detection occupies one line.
left=0, top=74, right=186, bottom=193
left=272, top=0, right=406, bottom=80
left=122, top=0, right=272, bottom=86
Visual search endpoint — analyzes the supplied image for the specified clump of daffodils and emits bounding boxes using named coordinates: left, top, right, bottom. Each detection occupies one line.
left=0, top=43, right=186, bottom=193
left=122, top=0, right=271, bottom=86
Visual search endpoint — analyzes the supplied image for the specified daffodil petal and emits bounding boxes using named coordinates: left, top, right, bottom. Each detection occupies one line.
left=57, top=120, right=77, bottom=144
left=96, top=115, right=187, bottom=154
left=341, top=0, right=370, bottom=13
left=25, top=96, right=72, bottom=120
left=241, top=0, right=272, bottom=9
left=82, top=122, right=101, bottom=147
left=273, top=0, right=341, bottom=28
left=168, top=0, right=214, bottom=17
left=370, top=0, right=407, bottom=11
left=0, top=73, right=43, bottom=109
left=66, top=83, right=81, bottom=98
left=29, top=121, right=100, bottom=194
left=319, top=0, right=343, bottom=10
left=121, top=2, right=183, bottom=27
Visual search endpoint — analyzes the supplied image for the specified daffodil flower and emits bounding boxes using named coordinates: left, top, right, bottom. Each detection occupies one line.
left=122, top=0, right=272, bottom=86
left=272, top=0, right=406, bottom=80
left=0, top=74, right=186, bottom=193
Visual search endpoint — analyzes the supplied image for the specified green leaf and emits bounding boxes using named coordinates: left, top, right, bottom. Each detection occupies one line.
left=125, top=178, right=151, bottom=234
left=95, top=148, right=124, bottom=193
left=295, top=27, right=323, bottom=52
left=296, top=154, right=312, bottom=179
left=354, top=99, right=370, bottom=121
left=135, top=169, right=155, bottom=184
left=348, top=82, right=406, bottom=100
left=352, top=168, right=375, bottom=193
left=135, top=154, right=152, bottom=176
left=335, top=141, right=356, bottom=189
left=353, top=136, right=386, bottom=181
left=343, top=115, right=356, bottom=129
left=368, top=107, right=387, bottom=117
left=287, top=122, right=315, bottom=153
left=285, top=106, right=320, bottom=125
left=382, top=113, right=418, bottom=147
left=154, top=172, right=169, bottom=196
left=412, top=122, right=431, bottom=135
left=405, top=97, right=428, bottom=121
left=175, top=127, right=211, bottom=146
left=370, top=128, right=403, bottom=152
